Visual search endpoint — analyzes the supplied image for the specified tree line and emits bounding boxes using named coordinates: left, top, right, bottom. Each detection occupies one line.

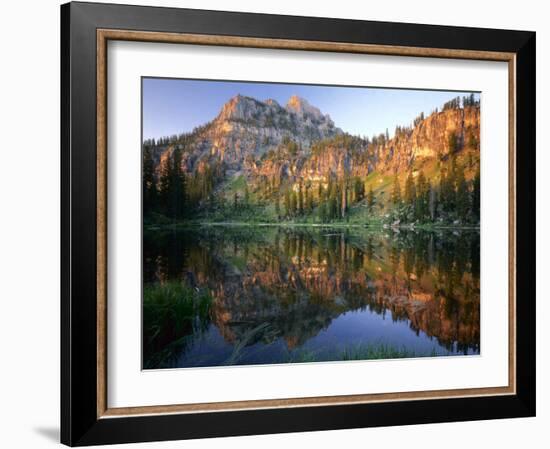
left=390, top=157, right=480, bottom=224
left=143, top=146, right=220, bottom=219
left=273, top=175, right=375, bottom=223
left=442, top=94, right=480, bottom=112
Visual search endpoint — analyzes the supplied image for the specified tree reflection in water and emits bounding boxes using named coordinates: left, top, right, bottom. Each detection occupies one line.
left=143, top=226, right=480, bottom=369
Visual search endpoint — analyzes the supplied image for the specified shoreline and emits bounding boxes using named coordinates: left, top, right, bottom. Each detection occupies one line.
left=144, top=221, right=481, bottom=231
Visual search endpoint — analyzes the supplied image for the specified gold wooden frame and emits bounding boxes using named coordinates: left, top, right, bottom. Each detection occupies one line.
left=96, top=29, right=516, bottom=419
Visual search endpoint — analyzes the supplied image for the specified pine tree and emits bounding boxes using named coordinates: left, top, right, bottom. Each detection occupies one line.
left=275, top=193, right=281, bottom=218
left=404, top=171, right=416, bottom=206
left=341, top=178, right=348, bottom=219
left=170, top=148, right=186, bottom=219
left=298, top=182, right=304, bottom=215
left=319, top=198, right=328, bottom=223
left=455, top=164, right=469, bottom=220
left=428, top=182, right=437, bottom=221
left=244, top=184, right=250, bottom=206
left=157, top=148, right=187, bottom=219
left=367, top=186, right=375, bottom=211
left=142, top=146, right=157, bottom=216
left=391, top=176, right=402, bottom=205
left=448, top=131, right=459, bottom=153
left=472, top=168, right=480, bottom=221
left=415, top=171, right=428, bottom=221
left=439, top=169, right=447, bottom=210
left=467, top=128, right=479, bottom=150
left=158, top=156, right=172, bottom=216
left=261, top=176, right=269, bottom=197
left=305, top=185, right=313, bottom=214
left=290, top=191, right=298, bottom=217
left=284, top=190, right=291, bottom=218
left=353, top=177, right=365, bottom=202
left=440, top=164, right=456, bottom=213
left=329, top=184, right=338, bottom=220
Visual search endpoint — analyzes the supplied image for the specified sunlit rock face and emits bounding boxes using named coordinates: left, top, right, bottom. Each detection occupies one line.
left=161, top=94, right=342, bottom=173
left=256, top=106, right=478, bottom=198
left=372, top=106, right=480, bottom=173
left=285, top=95, right=324, bottom=121
left=150, top=95, right=479, bottom=200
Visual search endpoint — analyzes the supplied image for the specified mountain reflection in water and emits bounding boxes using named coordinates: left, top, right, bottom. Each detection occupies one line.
left=143, top=226, right=480, bottom=369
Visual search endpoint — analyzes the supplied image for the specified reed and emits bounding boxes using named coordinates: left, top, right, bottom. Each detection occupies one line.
left=143, top=281, right=212, bottom=368
left=286, top=343, right=440, bottom=364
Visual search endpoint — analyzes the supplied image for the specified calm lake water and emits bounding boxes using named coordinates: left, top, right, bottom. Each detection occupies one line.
left=143, top=226, right=480, bottom=369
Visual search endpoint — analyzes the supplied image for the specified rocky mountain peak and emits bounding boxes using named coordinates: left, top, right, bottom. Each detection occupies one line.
left=191, top=94, right=343, bottom=171
left=149, top=94, right=343, bottom=175
left=286, top=95, right=323, bottom=120
left=264, top=98, right=280, bottom=107
left=216, top=94, right=264, bottom=122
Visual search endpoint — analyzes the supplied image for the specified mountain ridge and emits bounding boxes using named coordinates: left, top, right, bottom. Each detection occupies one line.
left=143, top=93, right=480, bottom=225
left=172, top=94, right=342, bottom=175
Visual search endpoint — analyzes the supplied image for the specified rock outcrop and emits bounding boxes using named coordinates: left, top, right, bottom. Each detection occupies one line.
left=372, top=105, right=480, bottom=173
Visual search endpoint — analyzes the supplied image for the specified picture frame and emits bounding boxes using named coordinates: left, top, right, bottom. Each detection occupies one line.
left=61, top=1, right=536, bottom=446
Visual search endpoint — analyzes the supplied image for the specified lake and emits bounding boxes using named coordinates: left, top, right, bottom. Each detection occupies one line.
left=143, top=226, right=480, bottom=369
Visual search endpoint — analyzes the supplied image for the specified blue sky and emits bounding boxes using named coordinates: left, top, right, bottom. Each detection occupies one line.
left=142, top=77, right=479, bottom=141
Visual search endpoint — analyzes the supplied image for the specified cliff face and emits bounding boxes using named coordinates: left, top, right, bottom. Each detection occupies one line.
left=149, top=94, right=479, bottom=198
left=372, top=105, right=480, bottom=173
left=247, top=104, right=479, bottom=191
left=162, top=94, right=342, bottom=175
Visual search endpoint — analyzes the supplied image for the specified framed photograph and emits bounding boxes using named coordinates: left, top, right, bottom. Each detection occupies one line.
left=61, top=1, right=536, bottom=446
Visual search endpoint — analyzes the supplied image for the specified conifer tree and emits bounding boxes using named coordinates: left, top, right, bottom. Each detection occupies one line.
left=275, top=193, right=281, bottom=218
left=404, top=171, right=416, bottom=206
left=341, top=178, right=348, bottom=219
left=156, top=148, right=187, bottom=219
left=329, top=184, right=338, bottom=220
left=456, top=165, right=469, bottom=220
left=438, top=169, right=447, bottom=210
left=298, top=182, right=304, bottom=215
left=353, top=177, right=365, bottom=202
left=319, top=198, right=328, bottom=223
left=158, top=157, right=171, bottom=215
left=284, top=189, right=291, bottom=218
left=439, top=165, right=456, bottom=213
left=290, top=191, right=298, bottom=217
left=391, top=176, right=402, bottom=205
left=170, top=148, right=186, bottom=219
left=415, top=171, right=428, bottom=221
left=305, top=184, right=313, bottom=213
left=448, top=131, right=459, bottom=153
left=244, top=184, right=250, bottom=206
left=367, top=186, right=375, bottom=211
left=142, top=146, right=157, bottom=216
left=428, top=182, right=437, bottom=221
left=472, top=168, right=480, bottom=221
